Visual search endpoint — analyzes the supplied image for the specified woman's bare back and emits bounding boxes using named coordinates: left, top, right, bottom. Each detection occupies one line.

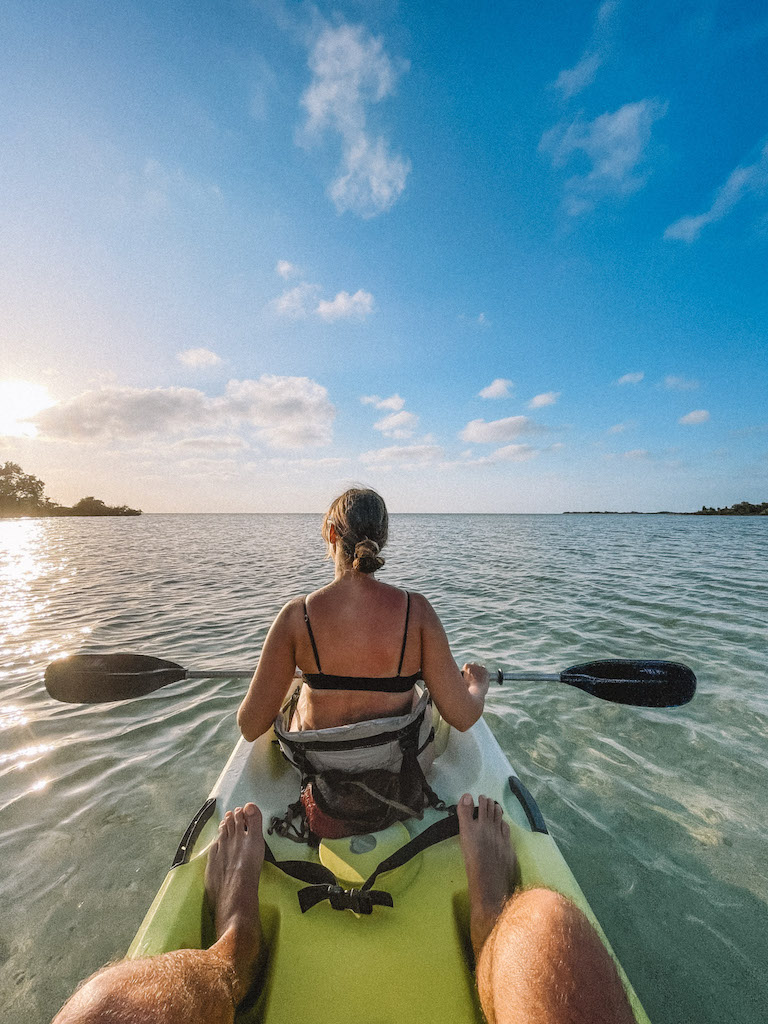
left=293, top=576, right=421, bottom=729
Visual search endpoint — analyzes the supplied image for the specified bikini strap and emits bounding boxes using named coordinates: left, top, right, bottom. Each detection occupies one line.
left=396, top=591, right=411, bottom=676
left=303, top=599, right=322, bottom=673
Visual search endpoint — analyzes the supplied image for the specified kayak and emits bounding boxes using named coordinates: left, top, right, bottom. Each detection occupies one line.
left=126, top=705, right=651, bottom=1024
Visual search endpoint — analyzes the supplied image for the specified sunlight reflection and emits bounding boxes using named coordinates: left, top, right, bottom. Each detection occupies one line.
left=0, top=706, right=30, bottom=729
left=0, top=743, right=55, bottom=768
left=0, top=519, right=54, bottom=650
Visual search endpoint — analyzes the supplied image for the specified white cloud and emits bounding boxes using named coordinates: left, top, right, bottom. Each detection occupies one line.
left=665, top=143, right=768, bottom=242
left=360, top=444, right=443, bottom=467
left=273, top=282, right=374, bottom=321
left=300, top=23, right=411, bottom=217
left=316, top=289, right=374, bottom=321
left=470, top=444, right=540, bottom=465
left=459, top=416, right=543, bottom=443
left=361, top=394, right=405, bottom=411
left=550, top=1, right=619, bottom=100
left=679, top=409, right=710, bottom=425
left=373, top=410, right=419, bottom=439
left=272, top=282, right=321, bottom=319
left=540, top=99, right=667, bottom=215
left=528, top=391, right=560, bottom=408
left=664, top=375, right=700, bottom=390
left=276, top=260, right=300, bottom=279
left=623, top=449, right=650, bottom=459
left=177, top=348, right=222, bottom=368
left=616, top=372, right=644, bottom=385
left=478, top=378, right=514, bottom=399
left=34, top=376, right=336, bottom=449
left=608, top=422, right=631, bottom=434
left=172, top=435, right=248, bottom=452
left=552, top=53, right=603, bottom=100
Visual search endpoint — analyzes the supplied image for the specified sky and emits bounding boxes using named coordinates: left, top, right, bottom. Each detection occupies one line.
left=1, top=0, right=767, bottom=513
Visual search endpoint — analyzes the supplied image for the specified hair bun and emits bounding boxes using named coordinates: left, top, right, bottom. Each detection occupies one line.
left=353, top=538, right=385, bottom=574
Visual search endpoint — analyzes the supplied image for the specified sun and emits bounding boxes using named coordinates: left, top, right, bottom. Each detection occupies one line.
left=0, top=381, right=55, bottom=438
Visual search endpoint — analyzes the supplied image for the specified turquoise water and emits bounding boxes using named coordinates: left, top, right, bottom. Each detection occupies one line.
left=0, top=513, right=766, bottom=1023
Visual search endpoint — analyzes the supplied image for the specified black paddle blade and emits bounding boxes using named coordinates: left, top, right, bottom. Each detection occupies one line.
left=561, top=659, right=696, bottom=707
left=45, top=654, right=188, bottom=703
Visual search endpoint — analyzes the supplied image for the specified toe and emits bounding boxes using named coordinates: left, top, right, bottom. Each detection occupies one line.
left=478, top=795, right=491, bottom=821
left=222, top=811, right=236, bottom=838
left=234, top=806, right=246, bottom=829
left=493, top=801, right=503, bottom=825
left=243, top=803, right=263, bottom=833
left=457, top=793, right=475, bottom=830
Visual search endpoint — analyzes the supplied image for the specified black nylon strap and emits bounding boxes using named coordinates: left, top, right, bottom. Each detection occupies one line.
left=284, top=810, right=459, bottom=914
left=264, top=841, right=337, bottom=886
left=396, top=591, right=411, bottom=675
left=298, top=884, right=394, bottom=915
left=360, top=811, right=459, bottom=892
left=303, top=599, right=322, bottom=672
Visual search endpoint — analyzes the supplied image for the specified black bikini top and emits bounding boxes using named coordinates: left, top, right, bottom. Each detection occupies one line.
left=302, top=590, right=421, bottom=693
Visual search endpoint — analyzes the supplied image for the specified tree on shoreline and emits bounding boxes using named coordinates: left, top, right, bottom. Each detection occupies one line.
left=695, top=502, right=768, bottom=516
left=0, top=462, right=141, bottom=517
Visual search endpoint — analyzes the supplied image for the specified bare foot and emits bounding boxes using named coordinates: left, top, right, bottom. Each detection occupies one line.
left=205, top=803, right=265, bottom=1003
left=457, top=793, right=516, bottom=959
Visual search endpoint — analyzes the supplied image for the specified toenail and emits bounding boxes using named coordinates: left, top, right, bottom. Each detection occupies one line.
left=460, top=794, right=473, bottom=806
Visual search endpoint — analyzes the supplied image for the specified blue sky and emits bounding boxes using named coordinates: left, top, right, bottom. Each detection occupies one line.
left=1, top=0, right=766, bottom=512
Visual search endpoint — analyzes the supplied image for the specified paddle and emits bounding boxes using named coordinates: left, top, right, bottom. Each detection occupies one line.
left=44, top=653, right=696, bottom=707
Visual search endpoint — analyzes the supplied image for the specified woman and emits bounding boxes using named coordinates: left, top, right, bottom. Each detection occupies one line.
left=237, top=487, right=489, bottom=741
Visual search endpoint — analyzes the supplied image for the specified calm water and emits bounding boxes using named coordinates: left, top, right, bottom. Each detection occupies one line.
left=1, top=514, right=766, bottom=1023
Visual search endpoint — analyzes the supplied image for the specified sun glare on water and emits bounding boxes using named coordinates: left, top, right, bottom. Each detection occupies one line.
left=0, top=380, right=55, bottom=438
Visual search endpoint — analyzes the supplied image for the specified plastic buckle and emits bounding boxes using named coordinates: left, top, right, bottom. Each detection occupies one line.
left=327, top=885, right=373, bottom=914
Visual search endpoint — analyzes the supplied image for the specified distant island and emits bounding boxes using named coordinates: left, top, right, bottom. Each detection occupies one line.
left=564, top=502, right=768, bottom=516
left=0, top=462, right=141, bottom=518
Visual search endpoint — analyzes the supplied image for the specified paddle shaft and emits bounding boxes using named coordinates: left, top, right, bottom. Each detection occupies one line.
left=185, top=669, right=559, bottom=682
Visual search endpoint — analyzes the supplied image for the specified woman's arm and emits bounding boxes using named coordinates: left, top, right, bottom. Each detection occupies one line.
left=416, top=593, right=489, bottom=731
left=237, top=600, right=301, bottom=741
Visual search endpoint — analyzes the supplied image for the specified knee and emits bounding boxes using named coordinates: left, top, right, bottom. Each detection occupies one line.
left=499, top=887, right=584, bottom=936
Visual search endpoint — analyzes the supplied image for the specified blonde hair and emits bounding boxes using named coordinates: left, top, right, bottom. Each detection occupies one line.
left=322, top=488, right=388, bottom=574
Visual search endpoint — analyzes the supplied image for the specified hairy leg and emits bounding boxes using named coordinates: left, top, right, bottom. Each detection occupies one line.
left=53, top=803, right=265, bottom=1024
left=457, top=794, right=634, bottom=1024
left=475, top=889, right=635, bottom=1024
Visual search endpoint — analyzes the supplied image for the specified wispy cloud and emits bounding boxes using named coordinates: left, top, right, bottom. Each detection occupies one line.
left=177, top=348, right=222, bottom=368
left=272, top=281, right=374, bottom=321
left=664, top=142, right=768, bottom=242
left=300, top=23, right=410, bottom=217
left=616, top=371, right=644, bottom=385
left=465, top=444, right=541, bottom=465
left=360, top=443, right=443, bottom=467
left=478, top=378, right=514, bottom=399
left=679, top=409, right=710, bottom=425
left=361, top=394, right=405, bottom=411
left=35, top=376, right=336, bottom=449
left=528, top=391, right=560, bottom=408
left=172, top=435, right=248, bottom=452
left=276, top=259, right=301, bottom=279
left=608, top=421, right=632, bottom=434
left=362, top=393, right=418, bottom=438
left=459, top=416, right=544, bottom=443
left=317, top=289, right=374, bottom=321
left=663, top=375, right=700, bottom=390
left=272, top=282, right=322, bottom=319
left=540, top=99, right=667, bottom=215
left=550, top=0, right=620, bottom=100
left=373, top=410, right=419, bottom=439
